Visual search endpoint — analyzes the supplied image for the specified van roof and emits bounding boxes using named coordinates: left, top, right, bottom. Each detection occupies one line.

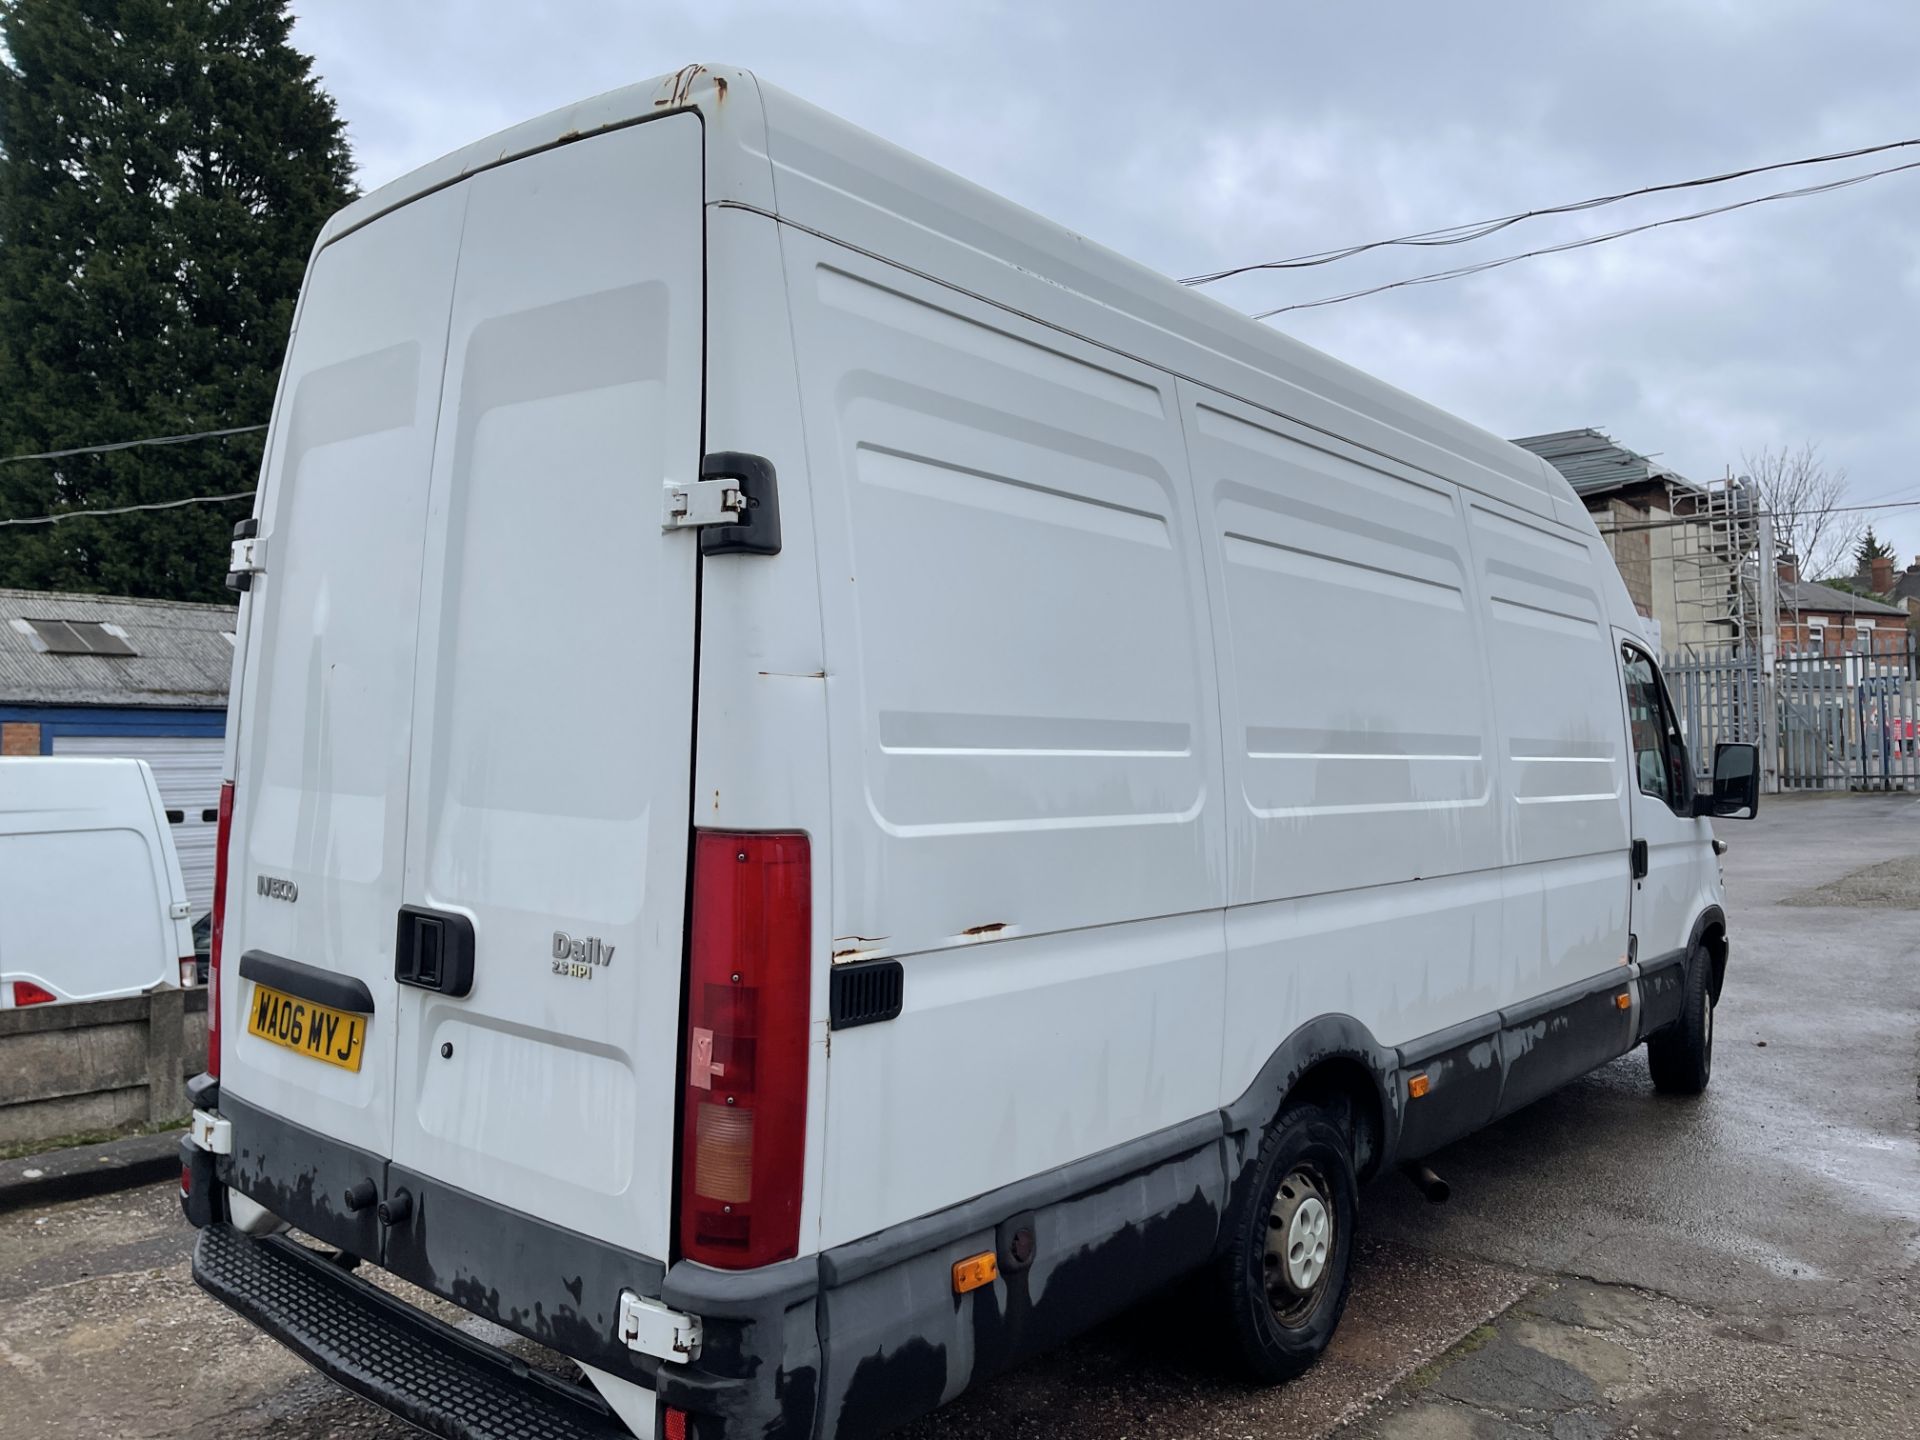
left=319, top=64, right=1580, bottom=526
left=0, top=755, right=158, bottom=820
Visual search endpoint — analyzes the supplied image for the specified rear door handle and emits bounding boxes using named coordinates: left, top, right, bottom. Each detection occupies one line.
left=1631, top=839, right=1649, bottom=879
left=395, top=907, right=475, bottom=998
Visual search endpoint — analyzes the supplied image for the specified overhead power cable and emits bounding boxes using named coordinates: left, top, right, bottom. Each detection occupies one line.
left=1254, top=157, right=1920, bottom=318
left=0, top=423, right=267, bottom=467
left=1182, top=135, right=1920, bottom=286
left=0, top=490, right=253, bottom=528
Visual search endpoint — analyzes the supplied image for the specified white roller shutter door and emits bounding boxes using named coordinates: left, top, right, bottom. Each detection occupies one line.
left=50, top=733, right=224, bottom=919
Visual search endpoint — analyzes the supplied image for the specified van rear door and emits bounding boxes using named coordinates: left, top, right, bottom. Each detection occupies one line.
left=222, top=184, right=468, bottom=1156
left=384, top=116, right=706, bottom=1261
left=227, top=114, right=706, bottom=1268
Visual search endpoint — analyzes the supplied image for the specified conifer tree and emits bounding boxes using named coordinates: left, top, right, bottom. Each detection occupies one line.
left=0, top=0, right=355, bottom=598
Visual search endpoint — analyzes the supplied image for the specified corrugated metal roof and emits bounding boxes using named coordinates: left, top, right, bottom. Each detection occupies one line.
left=1780, top=579, right=1909, bottom=618
left=0, top=588, right=236, bottom=707
left=1510, top=428, right=1692, bottom=498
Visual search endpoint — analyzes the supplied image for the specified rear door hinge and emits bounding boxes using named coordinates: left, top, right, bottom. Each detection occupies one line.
left=226, top=517, right=265, bottom=592
left=663, top=476, right=745, bottom=531
left=617, top=1290, right=702, bottom=1363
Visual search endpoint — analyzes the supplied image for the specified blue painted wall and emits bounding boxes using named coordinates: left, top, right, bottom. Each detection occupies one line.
left=0, top=704, right=225, bottom=753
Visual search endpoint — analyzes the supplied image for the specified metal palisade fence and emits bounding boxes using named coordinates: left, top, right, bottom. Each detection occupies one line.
left=1666, top=634, right=1920, bottom=792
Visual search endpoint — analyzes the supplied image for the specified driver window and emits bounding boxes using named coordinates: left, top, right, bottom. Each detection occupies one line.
left=1622, top=645, right=1688, bottom=810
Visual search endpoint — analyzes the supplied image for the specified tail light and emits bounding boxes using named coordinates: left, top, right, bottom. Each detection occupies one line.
left=11, top=981, right=56, bottom=1006
left=208, top=780, right=235, bottom=1078
left=679, top=831, right=811, bottom=1269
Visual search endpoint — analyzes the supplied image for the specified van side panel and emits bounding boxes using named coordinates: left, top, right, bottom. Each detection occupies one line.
left=784, top=236, right=1228, bottom=1248
left=1465, top=499, right=1631, bottom=1002
left=1180, top=383, right=1506, bottom=1106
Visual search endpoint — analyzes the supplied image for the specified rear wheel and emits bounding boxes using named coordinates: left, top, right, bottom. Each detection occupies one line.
left=1647, top=945, right=1714, bottom=1094
left=1212, top=1102, right=1357, bottom=1382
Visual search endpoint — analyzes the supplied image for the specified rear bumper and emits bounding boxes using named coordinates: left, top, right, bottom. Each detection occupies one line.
left=192, top=1222, right=634, bottom=1440
left=195, top=1089, right=1237, bottom=1439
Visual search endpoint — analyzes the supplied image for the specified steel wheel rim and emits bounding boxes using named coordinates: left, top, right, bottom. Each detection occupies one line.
left=1263, top=1165, right=1334, bottom=1326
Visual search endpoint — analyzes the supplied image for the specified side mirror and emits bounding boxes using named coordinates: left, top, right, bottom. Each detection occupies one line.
left=1700, top=742, right=1759, bottom=819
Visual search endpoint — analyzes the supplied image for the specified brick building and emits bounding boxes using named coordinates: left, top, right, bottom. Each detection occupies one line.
left=1512, top=428, right=1700, bottom=648
left=1773, top=555, right=1908, bottom=657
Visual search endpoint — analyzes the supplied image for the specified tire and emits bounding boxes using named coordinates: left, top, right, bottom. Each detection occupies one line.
left=1647, top=945, right=1714, bottom=1094
left=1211, top=1102, right=1358, bottom=1383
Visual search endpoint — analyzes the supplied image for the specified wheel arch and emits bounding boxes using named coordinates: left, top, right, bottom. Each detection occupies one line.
left=1222, top=1015, right=1399, bottom=1183
left=1690, top=904, right=1729, bottom=1003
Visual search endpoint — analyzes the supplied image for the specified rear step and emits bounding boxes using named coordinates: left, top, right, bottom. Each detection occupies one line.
left=192, top=1224, right=636, bottom=1440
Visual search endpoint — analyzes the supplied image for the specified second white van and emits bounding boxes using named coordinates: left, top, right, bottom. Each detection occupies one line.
left=184, top=65, right=1758, bottom=1440
left=0, top=756, right=195, bottom=1007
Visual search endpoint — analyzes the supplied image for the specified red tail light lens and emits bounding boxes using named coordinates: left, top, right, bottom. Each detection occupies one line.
left=679, top=831, right=811, bottom=1269
left=11, top=981, right=56, bottom=1006
left=208, top=780, right=235, bottom=1078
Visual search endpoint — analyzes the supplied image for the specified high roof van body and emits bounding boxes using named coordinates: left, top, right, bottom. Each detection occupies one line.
left=184, top=65, right=1755, bottom=1440
left=0, top=757, right=194, bottom=1007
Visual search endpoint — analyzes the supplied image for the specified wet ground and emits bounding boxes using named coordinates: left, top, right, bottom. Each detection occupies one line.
left=1, top=794, right=1915, bottom=1438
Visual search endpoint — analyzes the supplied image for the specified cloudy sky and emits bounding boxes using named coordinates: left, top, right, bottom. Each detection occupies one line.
left=291, top=1, right=1920, bottom=572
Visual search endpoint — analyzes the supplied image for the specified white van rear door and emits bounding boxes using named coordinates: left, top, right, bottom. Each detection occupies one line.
left=223, top=187, right=468, bottom=1151
left=386, top=116, right=705, bottom=1259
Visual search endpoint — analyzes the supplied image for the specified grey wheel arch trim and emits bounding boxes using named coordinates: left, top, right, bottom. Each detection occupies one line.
left=1690, top=904, right=1730, bottom=1001
left=1219, top=1013, right=1403, bottom=1180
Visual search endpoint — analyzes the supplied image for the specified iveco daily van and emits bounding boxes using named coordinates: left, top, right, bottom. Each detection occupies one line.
left=183, top=65, right=1759, bottom=1440
left=1, top=757, right=196, bottom=1005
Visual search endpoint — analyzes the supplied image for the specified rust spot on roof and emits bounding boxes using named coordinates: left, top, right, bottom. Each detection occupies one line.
left=960, top=922, right=1009, bottom=938
left=712, top=75, right=729, bottom=103
left=656, top=63, right=706, bottom=110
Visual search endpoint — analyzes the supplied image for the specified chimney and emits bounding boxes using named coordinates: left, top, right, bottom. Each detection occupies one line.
left=1873, top=555, right=1895, bottom=594
left=1777, top=552, right=1799, bottom=584
left=1909, top=555, right=1920, bottom=574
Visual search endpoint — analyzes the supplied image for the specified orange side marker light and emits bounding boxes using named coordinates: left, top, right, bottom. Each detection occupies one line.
left=952, top=1251, right=999, bottom=1294
left=1616, top=993, right=1632, bottom=1010
left=1407, top=1073, right=1430, bottom=1100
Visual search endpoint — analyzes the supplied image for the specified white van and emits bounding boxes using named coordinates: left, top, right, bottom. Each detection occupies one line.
left=184, top=66, right=1758, bottom=1440
left=0, top=757, right=195, bottom=1006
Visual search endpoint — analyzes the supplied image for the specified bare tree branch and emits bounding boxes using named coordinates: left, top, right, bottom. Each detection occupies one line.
left=1740, top=442, right=1861, bottom=584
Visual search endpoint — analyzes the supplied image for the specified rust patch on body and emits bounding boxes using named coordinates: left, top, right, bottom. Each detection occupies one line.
left=656, top=63, right=706, bottom=109
left=960, top=922, right=1009, bottom=938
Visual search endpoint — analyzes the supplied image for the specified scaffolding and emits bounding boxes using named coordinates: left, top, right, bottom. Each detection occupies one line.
left=1666, top=472, right=1765, bottom=659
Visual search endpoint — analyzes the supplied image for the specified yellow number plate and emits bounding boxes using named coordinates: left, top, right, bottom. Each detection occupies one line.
left=246, top=984, right=366, bottom=1072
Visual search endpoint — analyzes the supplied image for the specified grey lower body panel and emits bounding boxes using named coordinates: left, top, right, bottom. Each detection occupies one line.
left=198, top=934, right=1702, bottom=1438
left=218, top=1091, right=662, bottom=1388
